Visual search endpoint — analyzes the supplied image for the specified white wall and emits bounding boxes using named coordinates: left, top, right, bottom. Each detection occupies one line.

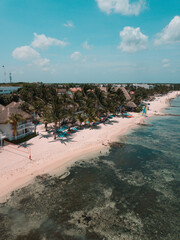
left=0, top=124, right=13, bottom=140
left=0, top=121, right=34, bottom=141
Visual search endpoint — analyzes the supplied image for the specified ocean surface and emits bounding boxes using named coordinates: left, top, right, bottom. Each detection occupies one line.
left=0, top=96, right=180, bottom=240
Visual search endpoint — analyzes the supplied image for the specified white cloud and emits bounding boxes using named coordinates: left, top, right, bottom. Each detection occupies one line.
left=31, top=33, right=68, bottom=49
left=118, top=26, right=148, bottom=53
left=163, top=63, right=170, bottom=68
left=70, top=52, right=81, bottom=61
left=155, top=16, right=180, bottom=45
left=162, top=59, right=169, bottom=63
left=63, top=21, right=74, bottom=28
left=95, top=0, right=146, bottom=16
left=12, top=46, right=40, bottom=60
left=34, top=58, right=50, bottom=67
left=82, top=40, right=92, bottom=50
left=162, top=59, right=170, bottom=68
left=12, top=45, right=50, bottom=69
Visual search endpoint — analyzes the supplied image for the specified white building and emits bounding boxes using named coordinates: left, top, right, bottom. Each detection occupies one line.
left=133, top=84, right=154, bottom=89
left=0, top=86, right=21, bottom=95
left=0, top=102, right=35, bottom=144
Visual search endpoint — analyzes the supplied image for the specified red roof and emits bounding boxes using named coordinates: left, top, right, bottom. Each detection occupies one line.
left=69, top=88, right=82, bottom=93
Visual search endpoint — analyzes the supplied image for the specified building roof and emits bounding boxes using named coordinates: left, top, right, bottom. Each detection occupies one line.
left=126, top=101, right=137, bottom=108
left=0, top=104, right=5, bottom=112
left=99, top=87, right=107, bottom=93
left=69, top=87, right=82, bottom=93
left=6, top=101, right=22, bottom=108
left=114, top=87, right=131, bottom=101
left=0, top=102, right=32, bottom=124
left=56, top=88, right=67, bottom=94
left=119, top=87, right=131, bottom=101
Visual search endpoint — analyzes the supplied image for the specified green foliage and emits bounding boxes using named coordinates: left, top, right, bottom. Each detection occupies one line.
left=173, top=84, right=180, bottom=90
left=0, top=94, right=19, bottom=106
left=1, top=83, right=175, bottom=141
left=136, top=106, right=143, bottom=113
left=18, top=83, right=57, bottom=104
left=20, top=102, right=32, bottom=114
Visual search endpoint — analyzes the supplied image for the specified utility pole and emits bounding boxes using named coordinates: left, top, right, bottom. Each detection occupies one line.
left=9, top=73, right=12, bottom=83
left=2, top=65, right=6, bottom=83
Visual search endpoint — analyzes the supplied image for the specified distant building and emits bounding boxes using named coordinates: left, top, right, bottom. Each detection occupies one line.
left=133, top=84, right=154, bottom=89
left=99, top=87, right=107, bottom=93
left=56, top=88, right=67, bottom=95
left=0, top=102, right=35, bottom=142
left=0, top=86, right=21, bottom=95
left=69, top=87, right=82, bottom=93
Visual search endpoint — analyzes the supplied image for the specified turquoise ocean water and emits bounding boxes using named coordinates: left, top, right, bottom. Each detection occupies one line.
left=0, top=96, right=180, bottom=240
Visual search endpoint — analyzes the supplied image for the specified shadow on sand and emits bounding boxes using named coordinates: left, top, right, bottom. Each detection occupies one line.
left=48, top=135, right=77, bottom=145
left=19, top=142, right=33, bottom=148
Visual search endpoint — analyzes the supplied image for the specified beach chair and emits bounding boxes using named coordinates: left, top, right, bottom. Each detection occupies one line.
left=58, top=133, right=65, bottom=138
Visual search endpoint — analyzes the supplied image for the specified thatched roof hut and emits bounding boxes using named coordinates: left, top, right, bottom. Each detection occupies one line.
left=0, top=104, right=5, bottom=112
left=0, top=103, right=32, bottom=124
left=114, top=87, right=131, bottom=101
left=126, top=101, right=137, bottom=108
left=120, top=87, right=131, bottom=101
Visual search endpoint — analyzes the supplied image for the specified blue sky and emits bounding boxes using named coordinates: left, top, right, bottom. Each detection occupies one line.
left=0, top=0, right=180, bottom=83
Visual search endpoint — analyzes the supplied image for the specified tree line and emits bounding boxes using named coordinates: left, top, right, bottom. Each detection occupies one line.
left=0, top=83, right=174, bottom=140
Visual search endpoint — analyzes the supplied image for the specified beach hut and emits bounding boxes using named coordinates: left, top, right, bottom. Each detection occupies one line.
left=0, top=104, right=5, bottom=112
left=114, top=87, right=131, bottom=101
left=126, top=101, right=137, bottom=111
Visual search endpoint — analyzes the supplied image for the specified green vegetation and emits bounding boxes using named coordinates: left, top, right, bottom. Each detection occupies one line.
left=0, top=94, right=19, bottom=106
left=126, top=84, right=172, bottom=105
left=0, top=82, right=175, bottom=139
left=16, top=83, right=126, bottom=137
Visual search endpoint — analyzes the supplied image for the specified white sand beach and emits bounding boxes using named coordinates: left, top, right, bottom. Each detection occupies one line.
left=0, top=91, right=179, bottom=203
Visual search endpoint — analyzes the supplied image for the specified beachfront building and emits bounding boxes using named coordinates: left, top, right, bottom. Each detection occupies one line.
left=126, top=101, right=137, bottom=111
left=0, top=102, right=35, bottom=142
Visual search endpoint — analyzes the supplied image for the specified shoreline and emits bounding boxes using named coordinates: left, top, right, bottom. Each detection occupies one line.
left=0, top=91, right=180, bottom=203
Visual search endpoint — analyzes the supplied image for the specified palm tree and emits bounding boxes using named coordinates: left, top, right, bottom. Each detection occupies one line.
left=75, top=113, right=86, bottom=127
left=51, top=96, right=61, bottom=139
left=32, top=99, right=45, bottom=134
left=73, top=90, right=86, bottom=111
left=6, top=113, right=24, bottom=140
left=41, top=106, right=52, bottom=131
left=85, top=107, right=99, bottom=127
left=20, top=102, right=33, bottom=114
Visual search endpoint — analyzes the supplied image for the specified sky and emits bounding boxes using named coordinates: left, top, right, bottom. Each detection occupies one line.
left=0, top=0, right=180, bottom=83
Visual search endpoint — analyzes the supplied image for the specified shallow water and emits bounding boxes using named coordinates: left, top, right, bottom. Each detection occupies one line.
left=0, top=97, right=180, bottom=240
